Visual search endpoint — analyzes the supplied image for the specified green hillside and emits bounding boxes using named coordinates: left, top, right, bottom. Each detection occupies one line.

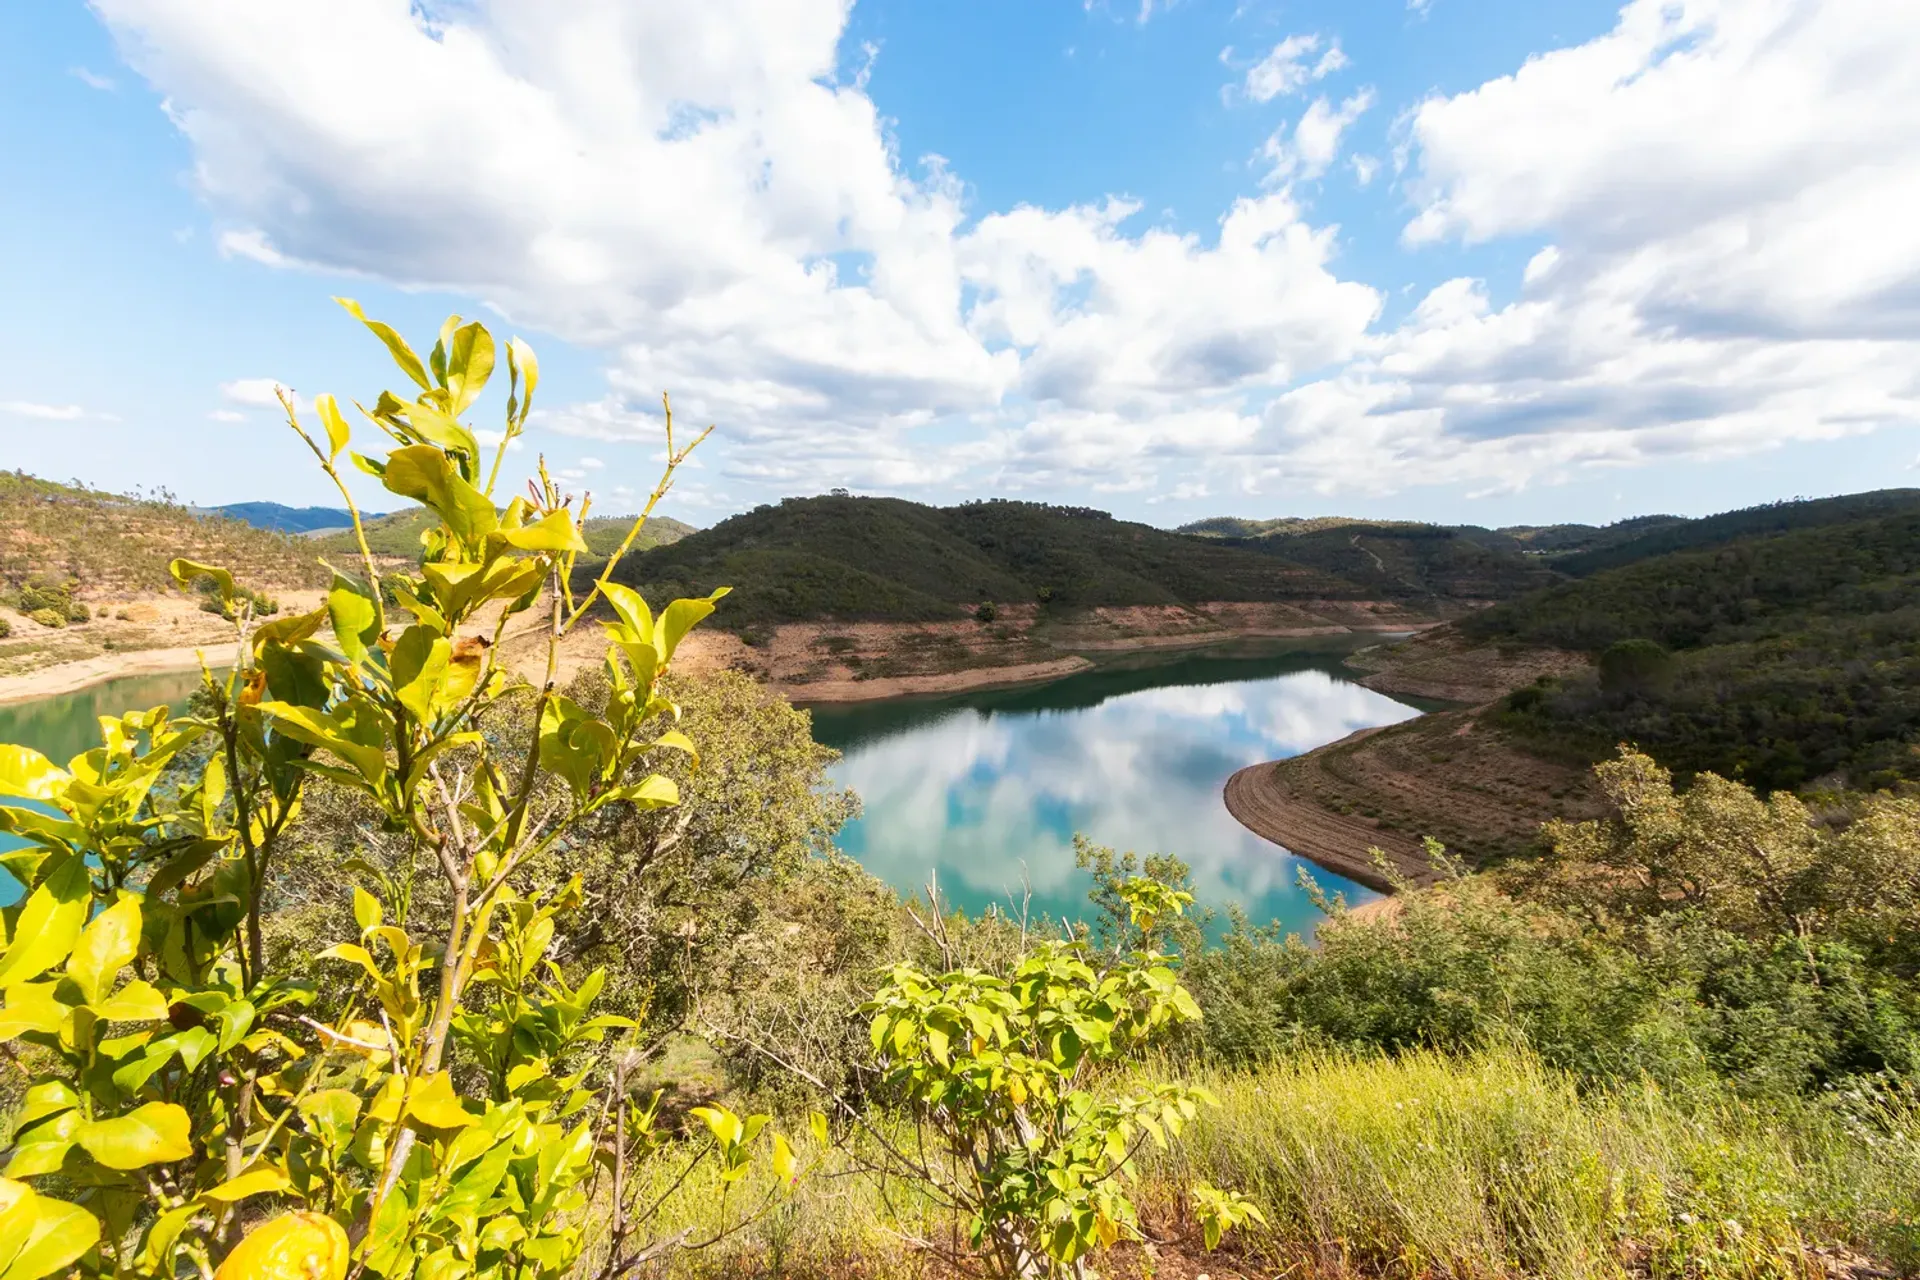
left=1553, top=489, right=1920, bottom=576
left=1221, top=523, right=1561, bottom=599
left=1465, top=507, right=1920, bottom=791
left=608, top=495, right=1551, bottom=631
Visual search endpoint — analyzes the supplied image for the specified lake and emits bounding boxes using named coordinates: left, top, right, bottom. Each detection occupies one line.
left=0, top=641, right=1426, bottom=936
left=808, top=640, right=1424, bottom=937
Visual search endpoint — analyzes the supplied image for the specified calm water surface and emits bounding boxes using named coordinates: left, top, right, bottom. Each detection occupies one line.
left=0, top=644, right=1426, bottom=937
left=808, top=641, right=1424, bottom=937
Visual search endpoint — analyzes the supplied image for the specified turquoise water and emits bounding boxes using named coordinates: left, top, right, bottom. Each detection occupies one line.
left=807, top=642, right=1424, bottom=937
left=0, top=644, right=1425, bottom=937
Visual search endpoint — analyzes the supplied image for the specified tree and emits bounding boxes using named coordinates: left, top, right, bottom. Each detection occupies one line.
left=0, top=301, right=797, bottom=1277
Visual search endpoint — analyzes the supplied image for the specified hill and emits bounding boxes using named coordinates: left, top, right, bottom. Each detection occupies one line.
left=1552, top=489, right=1920, bottom=576
left=0, top=472, right=323, bottom=594
left=611, top=496, right=1552, bottom=633
left=206, top=501, right=370, bottom=534
left=1233, top=496, right=1920, bottom=880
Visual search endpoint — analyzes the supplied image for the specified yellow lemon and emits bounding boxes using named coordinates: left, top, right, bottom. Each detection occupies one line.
left=214, top=1211, right=349, bottom=1280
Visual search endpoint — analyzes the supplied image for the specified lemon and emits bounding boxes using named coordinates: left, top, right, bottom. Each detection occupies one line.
left=214, top=1211, right=349, bottom=1280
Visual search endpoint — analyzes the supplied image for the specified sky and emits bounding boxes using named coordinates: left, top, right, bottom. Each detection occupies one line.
left=2, top=0, right=1917, bottom=529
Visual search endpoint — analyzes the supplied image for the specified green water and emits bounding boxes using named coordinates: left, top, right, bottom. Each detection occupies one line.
left=807, top=640, right=1425, bottom=937
left=0, top=668, right=212, bottom=768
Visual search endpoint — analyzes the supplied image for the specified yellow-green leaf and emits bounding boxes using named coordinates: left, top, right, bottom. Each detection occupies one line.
left=337, top=298, right=431, bottom=391
left=315, top=393, right=351, bottom=461
left=809, top=1111, right=829, bottom=1148
left=74, top=1102, right=193, bottom=1170
left=600, top=583, right=653, bottom=644
left=93, top=979, right=170, bottom=1024
left=444, top=320, right=495, bottom=417
left=325, top=569, right=382, bottom=667
left=381, top=445, right=498, bottom=547
left=0, top=987, right=67, bottom=1041
left=67, top=894, right=139, bottom=1007
left=0, top=856, right=90, bottom=990
left=491, top=509, right=586, bottom=554
left=655, top=588, right=730, bottom=664
left=404, top=1072, right=476, bottom=1129
left=0, top=1183, right=100, bottom=1280
left=200, top=1166, right=291, bottom=1204
left=0, top=748, right=67, bottom=806
left=168, top=558, right=235, bottom=604
left=771, top=1134, right=797, bottom=1185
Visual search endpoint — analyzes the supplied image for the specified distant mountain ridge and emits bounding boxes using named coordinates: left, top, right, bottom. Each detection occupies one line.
left=205, top=502, right=376, bottom=534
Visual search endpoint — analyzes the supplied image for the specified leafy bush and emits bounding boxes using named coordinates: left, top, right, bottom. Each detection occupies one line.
left=25, top=606, right=64, bottom=629
left=974, top=600, right=998, bottom=623
left=0, top=302, right=794, bottom=1278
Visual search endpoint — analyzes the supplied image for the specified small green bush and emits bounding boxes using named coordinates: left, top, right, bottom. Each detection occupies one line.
left=0, top=614, right=11, bottom=639
left=64, top=599, right=89, bottom=624
left=974, top=600, right=998, bottom=623
left=26, top=606, right=65, bottom=629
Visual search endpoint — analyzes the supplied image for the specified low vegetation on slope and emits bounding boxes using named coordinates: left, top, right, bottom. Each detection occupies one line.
left=610, top=495, right=1551, bottom=631
left=0, top=470, right=323, bottom=594
left=1553, top=488, right=1920, bottom=577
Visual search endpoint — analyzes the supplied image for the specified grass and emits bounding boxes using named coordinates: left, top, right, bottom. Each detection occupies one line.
left=586, top=1047, right=1918, bottom=1278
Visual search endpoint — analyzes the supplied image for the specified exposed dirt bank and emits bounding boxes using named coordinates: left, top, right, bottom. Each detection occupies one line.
left=0, top=590, right=328, bottom=706
left=1343, top=625, right=1590, bottom=704
left=1226, top=705, right=1606, bottom=893
left=512, top=599, right=1448, bottom=704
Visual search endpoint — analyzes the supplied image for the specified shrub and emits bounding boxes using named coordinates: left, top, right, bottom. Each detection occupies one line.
left=974, top=600, right=998, bottom=623
left=1597, top=636, right=1672, bottom=697
left=64, top=599, right=88, bottom=623
left=0, top=301, right=792, bottom=1278
left=25, top=606, right=64, bottom=628
left=0, top=615, right=9, bottom=639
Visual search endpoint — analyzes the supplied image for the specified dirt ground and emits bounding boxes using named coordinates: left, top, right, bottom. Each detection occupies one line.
left=1342, top=627, right=1590, bottom=704
left=1225, top=707, right=1605, bottom=891
left=0, top=588, right=329, bottom=703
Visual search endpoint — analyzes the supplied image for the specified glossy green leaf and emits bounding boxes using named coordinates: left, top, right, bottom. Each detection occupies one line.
left=251, top=605, right=329, bottom=656
left=337, top=297, right=431, bottom=390
left=0, top=856, right=89, bottom=990
left=12, top=1085, right=76, bottom=1131
left=390, top=625, right=451, bottom=723
left=0, top=986, right=67, bottom=1041
left=74, top=1102, right=193, bottom=1170
left=396, top=398, right=482, bottom=474
left=507, top=336, right=538, bottom=425
left=67, top=894, right=139, bottom=1007
left=93, top=980, right=172, bottom=1024
left=256, top=702, right=388, bottom=784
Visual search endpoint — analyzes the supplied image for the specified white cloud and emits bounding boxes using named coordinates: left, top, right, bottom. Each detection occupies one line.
left=70, top=67, right=117, bottom=91
left=93, top=0, right=1920, bottom=503
left=1237, top=34, right=1347, bottom=105
left=579, top=456, right=606, bottom=470
left=1350, top=154, right=1379, bottom=186
left=219, top=378, right=290, bottom=407
left=207, top=409, right=247, bottom=422
left=1262, top=89, right=1375, bottom=183
left=2, top=402, right=88, bottom=421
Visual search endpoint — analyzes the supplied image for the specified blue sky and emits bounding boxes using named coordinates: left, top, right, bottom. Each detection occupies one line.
left=2, top=0, right=1915, bottom=529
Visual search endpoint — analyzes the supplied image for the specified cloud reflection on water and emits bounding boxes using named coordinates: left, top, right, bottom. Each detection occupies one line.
left=818, top=662, right=1422, bottom=936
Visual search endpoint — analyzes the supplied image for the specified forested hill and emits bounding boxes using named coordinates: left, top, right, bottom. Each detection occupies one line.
left=608, top=495, right=1553, bottom=630
left=1464, top=504, right=1920, bottom=792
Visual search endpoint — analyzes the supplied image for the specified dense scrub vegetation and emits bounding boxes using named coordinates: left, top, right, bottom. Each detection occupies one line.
left=1553, top=489, right=1920, bottom=577
left=608, top=495, right=1548, bottom=632
left=1463, top=509, right=1920, bottom=790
